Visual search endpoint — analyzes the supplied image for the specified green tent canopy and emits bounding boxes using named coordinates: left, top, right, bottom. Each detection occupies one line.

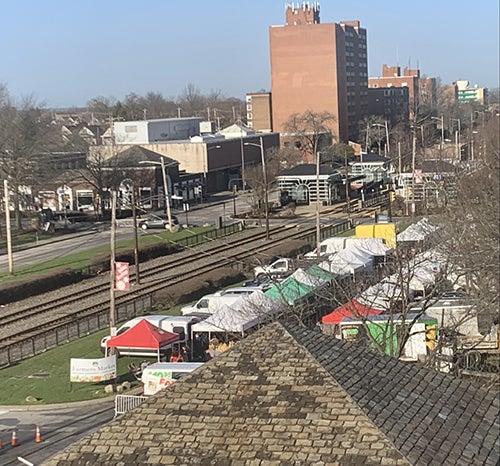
left=264, top=276, right=314, bottom=306
left=306, top=264, right=338, bottom=283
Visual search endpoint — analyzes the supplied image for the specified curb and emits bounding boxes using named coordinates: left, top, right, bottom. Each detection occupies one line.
left=0, top=387, right=143, bottom=411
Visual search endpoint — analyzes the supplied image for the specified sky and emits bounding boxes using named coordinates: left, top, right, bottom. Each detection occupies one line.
left=1, top=0, right=498, bottom=108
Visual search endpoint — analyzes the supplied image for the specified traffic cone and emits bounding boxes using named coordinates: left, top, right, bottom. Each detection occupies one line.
left=35, top=425, right=41, bottom=443
left=11, top=429, right=18, bottom=447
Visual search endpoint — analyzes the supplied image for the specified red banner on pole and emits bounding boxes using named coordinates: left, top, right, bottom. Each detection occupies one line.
left=114, top=262, right=130, bottom=291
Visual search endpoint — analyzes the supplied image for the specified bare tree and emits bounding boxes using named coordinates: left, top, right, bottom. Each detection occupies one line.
left=0, top=91, right=59, bottom=229
left=284, top=110, right=336, bottom=161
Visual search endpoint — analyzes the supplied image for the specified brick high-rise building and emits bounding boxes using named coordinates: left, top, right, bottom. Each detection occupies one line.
left=368, top=65, right=437, bottom=117
left=269, top=3, right=368, bottom=143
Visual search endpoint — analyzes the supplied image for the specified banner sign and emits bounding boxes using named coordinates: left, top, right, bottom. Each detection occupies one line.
left=115, top=261, right=130, bottom=291
left=70, top=355, right=117, bottom=383
left=413, top=169, right=424, bottom=184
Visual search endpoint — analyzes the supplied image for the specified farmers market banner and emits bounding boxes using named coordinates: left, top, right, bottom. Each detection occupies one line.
left=70, top=355, right=117, bottom=382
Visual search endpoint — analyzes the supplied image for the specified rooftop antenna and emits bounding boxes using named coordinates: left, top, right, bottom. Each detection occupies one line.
left=396, top=47, right=399, bottom=67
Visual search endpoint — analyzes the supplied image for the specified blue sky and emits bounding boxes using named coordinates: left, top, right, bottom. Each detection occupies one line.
left=1, top=0, right=498, bottom=108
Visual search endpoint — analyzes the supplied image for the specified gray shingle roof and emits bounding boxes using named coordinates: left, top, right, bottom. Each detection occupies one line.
left=43, top=322, right=499, bottom=466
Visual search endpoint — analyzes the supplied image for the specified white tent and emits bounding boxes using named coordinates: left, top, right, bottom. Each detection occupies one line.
left=191, top=290, right=279, bottom=335
left=291, top=268, right=329, bottom=287
left=397, top=217, right=438, bottom=243
left=357, top=281, right=408, bottom=311
left=346, top=238, right=393, bottom=257
left=335, top=248, right=373, bottom=272
left=319, top=257, right=362, bottom=276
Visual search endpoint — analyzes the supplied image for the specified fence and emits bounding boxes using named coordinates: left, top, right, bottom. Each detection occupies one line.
left=174, top=222, right=243, bottom=248
left=114, top=394, right=148, bottom=417
left=0, top=295, right=153, bottom=367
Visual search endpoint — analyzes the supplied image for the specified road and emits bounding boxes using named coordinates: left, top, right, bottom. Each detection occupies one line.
left=0, top=400, right=115, bottom=465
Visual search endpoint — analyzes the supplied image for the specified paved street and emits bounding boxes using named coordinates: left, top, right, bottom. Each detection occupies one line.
left=0, top=400, right=114, bottom=465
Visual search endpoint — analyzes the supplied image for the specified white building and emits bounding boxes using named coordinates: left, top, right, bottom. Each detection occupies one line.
left=113, top=118, right=203, bottom=145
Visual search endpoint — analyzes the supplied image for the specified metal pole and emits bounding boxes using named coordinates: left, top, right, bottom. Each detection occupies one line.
left=239, top=123, right=246, bottom=191
left=440, top=115, right=444, bottom=150
left=385, top=120, right=390, bottom=156
left=411, top=130, right=416, bottom=219
left=3, top=179, right=13, bottom=274
left=316, top=147, right=321, bottom=258
left=109, top=190, right=117, bottom=351
left=344, top=149, right=351, bottom=226
left=160, top=157, right=172, bottom=230
left=131, top=185, right=140, bottom=285
left=260, top=136, right=270, bottom=240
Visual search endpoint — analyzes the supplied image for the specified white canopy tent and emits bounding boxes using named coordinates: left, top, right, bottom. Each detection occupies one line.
left=346, top=238, right=393, bottom=257
left=397, top=217, right=438, bottom=243
left=291, top=268, right=330, bottom=288
left=191, top=290, right=280, bottom=337
left=357, top=281, right=409, bottom=311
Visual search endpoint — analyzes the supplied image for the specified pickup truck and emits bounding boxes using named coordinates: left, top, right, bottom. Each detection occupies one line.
left=253, top=258, right=297, bottom=279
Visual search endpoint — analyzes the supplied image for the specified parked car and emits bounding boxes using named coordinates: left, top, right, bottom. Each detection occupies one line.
left=138, top=214, right=179, bottom=230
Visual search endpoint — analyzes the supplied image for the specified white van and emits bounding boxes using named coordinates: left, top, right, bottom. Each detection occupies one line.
left=141, top=362, right=204, bottom=396
left=100, top=315, right=201, bottom=352
left=214, top=286, right=263, bottom=297
left=180, top=294, right=241, bottom=316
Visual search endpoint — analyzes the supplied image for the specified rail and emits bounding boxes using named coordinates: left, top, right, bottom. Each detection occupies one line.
left=114, top=394, right=148, bottom=417
left=0, top=220, right=352, bottom=367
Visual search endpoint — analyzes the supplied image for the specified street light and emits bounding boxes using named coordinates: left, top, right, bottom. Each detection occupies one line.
left=139, top=159, right=175, bottom=230
left=450, top=118, right=461, bottom=160
left=244, top=136, right=270, bottom=240
left=371, top=121, right=390, bottom=156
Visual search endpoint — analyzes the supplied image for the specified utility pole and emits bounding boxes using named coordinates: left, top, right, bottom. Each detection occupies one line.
left=160, top=157, right=173, bottom=230
left=131, top=184, right=140, bottom=285
left=315, top=145, right=321, bottom=258
left=3, top=179, right=13, bottom=275
left=109, top=189, right=117, bottom=352
left=411, top=130, right=416, bottom=219
left=260, top=136, right=270, bottom=240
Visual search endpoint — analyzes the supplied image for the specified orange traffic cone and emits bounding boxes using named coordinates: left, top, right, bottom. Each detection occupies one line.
left=35, top=425, right=42, bottom=443
left=11, top=429, right=19, bottom=447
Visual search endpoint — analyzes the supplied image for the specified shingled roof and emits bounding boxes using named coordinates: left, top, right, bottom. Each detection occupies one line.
left=44, top=322, right=499, bottom=466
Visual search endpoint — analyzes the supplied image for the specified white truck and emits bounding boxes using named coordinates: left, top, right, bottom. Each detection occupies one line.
left=253, top=258, right=297, bottom=279
left=180, top=294, right=241, bottom=316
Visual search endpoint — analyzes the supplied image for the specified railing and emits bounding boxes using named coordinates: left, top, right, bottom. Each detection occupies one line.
left=114, top=394, right=148, bottom=417
left=0, top=295, right=153, bottom=368
left=174, top=222, right=243, bottom=248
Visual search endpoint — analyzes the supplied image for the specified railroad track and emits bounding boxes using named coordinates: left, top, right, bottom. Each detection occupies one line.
left=0, top=221, right=335, bottom=348
left=0, top=195, right=386, bottom=365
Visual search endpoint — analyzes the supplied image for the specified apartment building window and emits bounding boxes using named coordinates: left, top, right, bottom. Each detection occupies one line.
left=246, top=104, right=252, bottom=111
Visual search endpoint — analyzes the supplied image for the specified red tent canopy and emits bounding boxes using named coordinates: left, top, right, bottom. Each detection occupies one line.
left=321, top=300, right=383, bottom=324
left=106, top=319, right=179, bottom=349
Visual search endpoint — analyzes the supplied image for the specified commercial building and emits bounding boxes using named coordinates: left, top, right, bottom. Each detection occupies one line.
left=245, top=92, right=273, bottom=132
left=456, top=80, right=488, bottom=105
left=269, top=3, right=367, bottom=142
left=367, top=86, right=409, bottom=125
left=368, top=65, right=436, bottom=117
